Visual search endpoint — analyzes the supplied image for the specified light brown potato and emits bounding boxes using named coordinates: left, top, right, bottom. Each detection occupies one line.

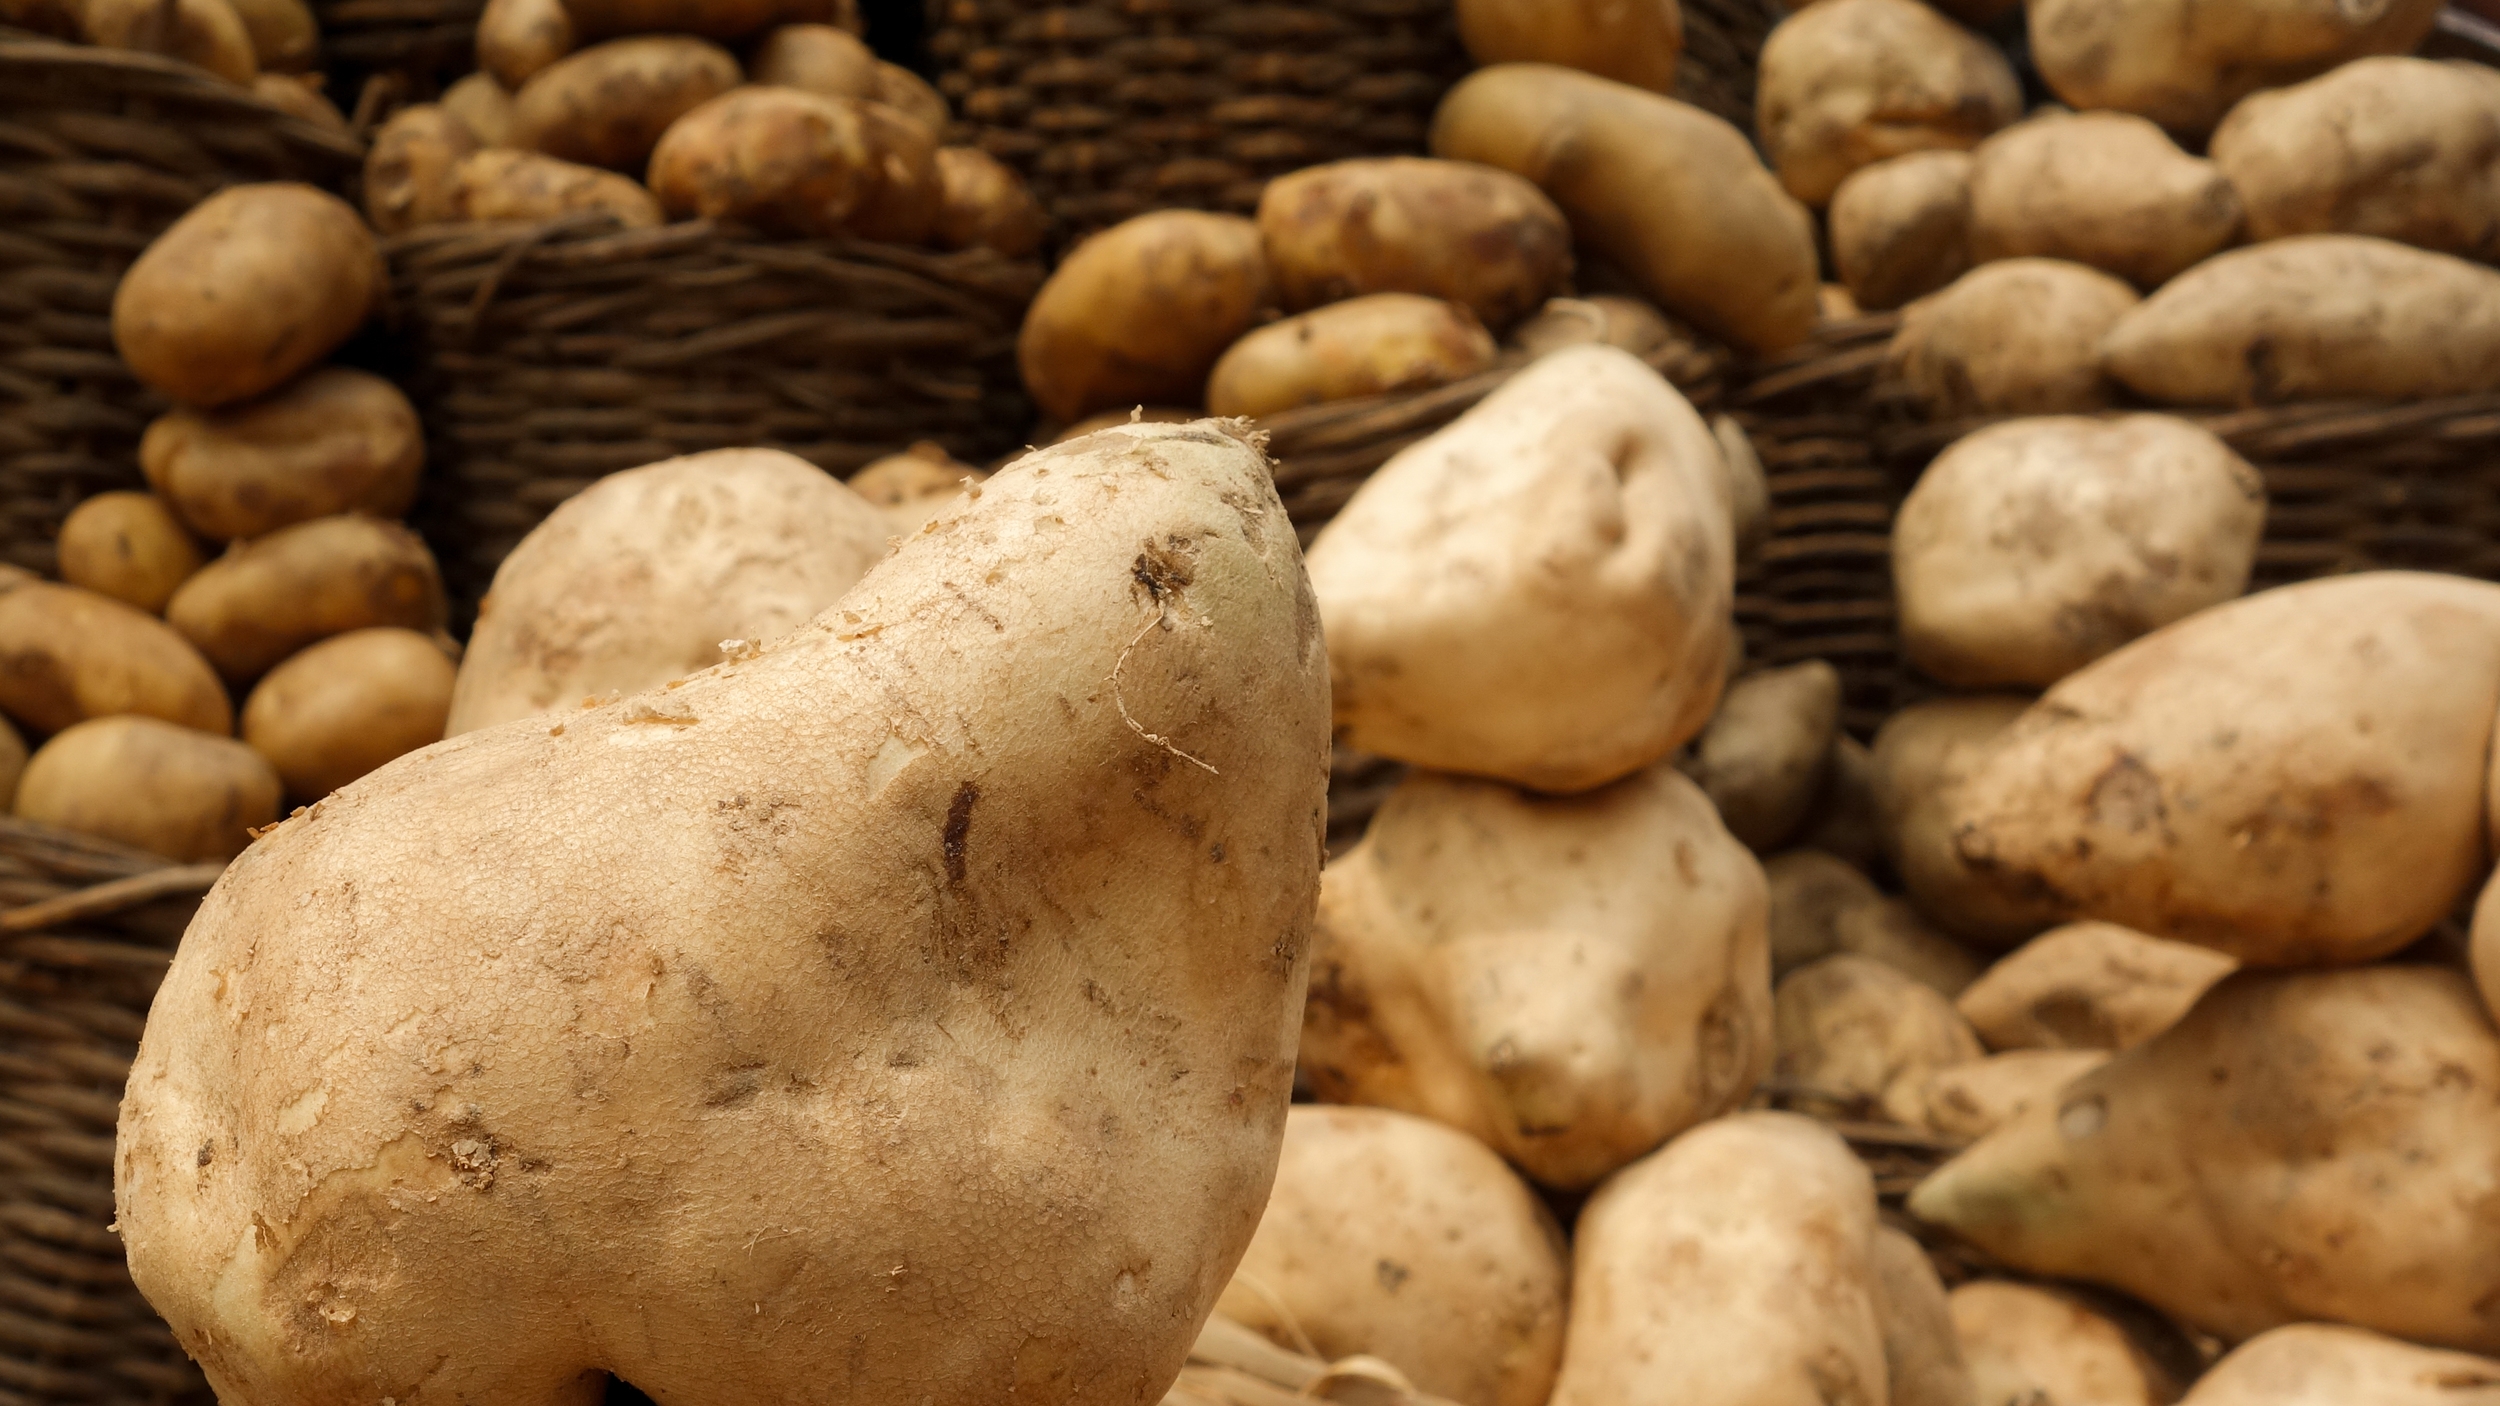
left=1765, top=848, right=1882, bottom=976
left=1945, top=573, right=2500, bottom=965
left=1871, top=694, right=2057, bottom=946
left=750, top=22, right=878, bottom=98
left=363, top=104, right=480, bottom=235
left=1958, top=921, right=2240, bottom=1053
left=450, top=149, right=665, bottom=229
left=1756, top=0, right=2020, bottom=208
left=252, top=74, right=346, bottom=131
left=228, top=0, right=315, bottom=71
left=440, top=72, right=517, bottom=147
left=13, top=717, right=278, bottom=862
left=84, top=0, right=257, bottom=84
left=2030, top=0, right=2444, bottom=135
left=929, top=146, right=1046, bottom=257
left=1433, top=65, right=1819, bottom=355
left=1886, top=259, right=2138, bottom=418
left=167, top=515, right=448, bottom=686
left=1301, top=764, right=1771, bottom=1191
left=1917, top=1048, right=2109, bottom=1140
left=58, top=492, right=205, bottom=614
left=1682, top=659, right=1840, bottom=853
left=242, top=628, right=454, bottom=802
left=1869, top=1226, right=1977, bottom=1406
left=873, top=61, right=950, bottom=133
left=648, top=87, right=885, bottom=236
left=1509, top=294, right=1681, bottom=362
left=1797, top=733, right=1884, bottom=870
left=1950, top=1281, right=2181, bottom=1406
left=476, top=0, right=574, bottom=88
left=1214, top=1106, right=1568, bottom=1406
left=560, top=0, right=783, bottom=37
left=1455, top=0, right=1682, bottom=93
left=1969, top=111, right=2241, bottom=288
left=2477, top=871, right=2500, bottom=1025
left=847, top=442, right=986, bottom=536
left=1205, top=294, right=1496, bottom=420
left=0, top=582, right=231, bottom=737
left=1257, top=157, right=1573, bottom=332
left=113, top=183, right=380, bottom=410
left=1830, top=150, right=1973, bottom=312
left=1913, top=966, right=2500, bottom=1351
left=510, top=36, right=741, bottom=172
left=141, top=368, right=423, bottom=543
left=1896, top=416, right=2266, bottom=689
left=2102, top=235, right=2500, bottom=405
left=1833, top=898, right=1985, bottom=998
left=1017, top=210, right=1273, bottom=424
left=1775, top=953, right=1986, bottom=1125
left=2182, top=1324, right=2500, bottom=1406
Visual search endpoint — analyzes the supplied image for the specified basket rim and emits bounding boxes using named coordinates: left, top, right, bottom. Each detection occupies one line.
left=0, top=33, right=367, bottom=169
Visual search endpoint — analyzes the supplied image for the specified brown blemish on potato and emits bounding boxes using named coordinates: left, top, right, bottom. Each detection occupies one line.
left=942, top=780, right=978, bottom=885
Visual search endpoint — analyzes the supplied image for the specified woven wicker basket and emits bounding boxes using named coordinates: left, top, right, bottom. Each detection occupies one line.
left=312, top=0, right=486, bottom=110
left=0, top=817, right=225, bottom=1406
left=0, top=38, right=364, bottom=579
left=385, top=215, right=1043, bottom=628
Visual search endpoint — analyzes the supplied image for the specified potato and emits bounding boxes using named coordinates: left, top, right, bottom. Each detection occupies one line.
left=141, top=368, right=423, bottom=544
left=167, top=515, right=448, bottom=686
left=647, top=88, right=930, bottom=239
left=228, top=0, right=315, bottom=71
left=1946, top=573, right=2500, bottom=965
left=1957, top=920, right=2239, bottom=1053
left=1301, top=764, right=1771, bottom=1191
left=1509, top=294, right=1682, bottom=362
left=1871, top=694, right=2058, bottom=946
left=1916, top=1048, right=2108, bottom=1140
left=1911, top=966, right=2500, bottom=1351
left=848, top=442, right=986, bottom=536
left=933, top=146, right=1046, bottom=257
left=113, top=184, right=380, bottom=410
left=57, top=492, right=205, bottom=614
left=363, top=104, right=479, bottom=235
left=1548, top=1114, right=1888, bottom=1406
left=2102, top=235, right=2500, bottom=405
left=1214, top=1106, right=1567, bottom=1406
left=750, top=22, right=878, bottom=98
left=1432, top=65, right=1819, bottom=355
left=441, top=72, right=517, bottom=148
left=450, top=149, right=665, bottom=229
left=1256, top=157, right=1573, bottom=331
left=1886, top=259, right=2137, bottom=418
left=1896, top=416, right=2265, bottom=689
left=1681, top=659, right=1840, bottom=853
left=873, top=62, right=951, bottom=133
left=1833, top=899, right=1985, bottom=998
left=252, top=74, right=346, bottom=131
left=2212, top=59, right=2500, bottom=261
left=2182, top=1324, right=2500, bottom=1406
left=1309, top=346, right=1732, bottom=792
left=2029, top=0, right=2444, bottom=135
left=560, top=0, right=782, bottom=38
left=1797, top=733, right=1883, bottom=870
left=83, top=0, right=257, bottom=85
left=2478, top=872, right=2500, bottom=1024
left=14, top=717, right=278, bottom=862
left=1950, top=1281, right=2181, bottom=1406
left=242, top=629, right=453, bottom=802
left=1775, top=953, right=1985, bottom=1124
left=0, top=582, right=231, bottom=737
left=1830, top=151, right=1973, bottom=312
left=476, top=0, right=574, bottom=88
left=1017, top=210, right=1273, bottom=425
left=1765, top=848, right=1881, bottom=976
left=510, top=36, right=741, bottom=172
left=1454, top=0, right=1681, bottom=94
left=1869, top=1227, right=1976, bottom=1406
left=1755, top=0, right=2020, bottom=208
left=1968, top=112, right=2239, bottom=290
left=447, top=448, right=889, bottom=735
left=117, top=420, right=1331, bottom=1406
left=1205, top=294, right=1496, bottom=420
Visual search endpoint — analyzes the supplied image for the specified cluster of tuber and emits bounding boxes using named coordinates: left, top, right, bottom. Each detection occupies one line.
left=23, top=0, right=355, bottom=133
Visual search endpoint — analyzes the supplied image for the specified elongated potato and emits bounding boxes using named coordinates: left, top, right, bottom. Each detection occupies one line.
left=1756, top=0, right=2020, bottom=208
left=1775, top=953, right=1985, bottom=1125
left=1916, top=1048, right=2109, bottom=1140
left=1682, top=659, right=1840, bottom=853
left=13, top=717, right=278, bottom=862
left=113, top=184, right=382, bottom=409
left=0, top=582, right=231, bottom=737
left=1870, top=1227, right=1976, bottom=1406
left=58, top=492, right=204, bottom=614
left=1871, top=694, right=2058, bottom=946
left=167, top=515, right=448, bottom=685
left=511, top=36, right=740, bottom=172
left=229, top=0, right=315, bottom=71
left=1455, top=0, right=1682, bottom=93
left=252, top=74, right=347, bottom=131
left=142, top=368, right=423, bottom=543
left=1257, top=157, right=1572, bottom=331
left=1017, top=210, right=1273, bottom=424
left=2030, top=0, right=2443, bottom=134
left=1969, top=111, right=2242, bottom=288
left=750, top=22, right=877, bottom=97
left=84, top=0, right=257, bottom=84
left=1886, top=259, right=2138, bottom=417
left=476, top=0, right=573, bottom=88
left=1957, top=921, right=2239, bottom=1052
left=1830, top=151, right=1972, bottom=312
left=1433, top=65, right=1818, bottom=354
left=2183, top=1325, right=2500, bottom=1406
left=1951, top=1281, right=2181, bottom=1406
left=243, top=629, right=454, bottom=802
left=1205, top=294, right=1495, bottom=419
left=451, top=149, right=664, bottom=228
left=363, top=104, right=479, bottom=235
left=441, top=72, right=516, bottom=146
left=931, top=147, right=1046, bottom=257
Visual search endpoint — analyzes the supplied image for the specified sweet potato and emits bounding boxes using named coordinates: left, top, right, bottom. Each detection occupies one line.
left=1870, top=694, right=2057, bottom=945
left=1755, top=0, right=2020, bottom=207
left=932, top=146, right=1046, bottom=257
left=1829, top=150, right=1973, bottom=312
left=1257, top=157, right=1572, bottom=331
left=14, top=717, right=278, bottom=862
left=1682, top=659, right=1840, bottom=852
left=1204, top=294, right=1496, bottom=419
left=166, top=515, right=448, bottom=685
left=1885, top=259, right=2138, bottom=417
left=2181, top=1325, right=2500, bottom=1406
left=0, top=582, right=231, bottom=737
left=1016, top=210, right=1273, bottom=424
left=141, top=368, right=423, bottom=543
left=57, top=492, right=204, bottom=615
left=242, top=628, right=455, bottom=803
left=1968, top=111, right=2242, bottom=287
left=1957, top=920, right=2239, bottom=1052
left=1774, top=953, right=1986, bottom=1124
left=2029, top=0, right=2443, bottom=134
left=1950, top=1281, right=2181, bottom=1406
left=510, top=35, right=741, bottom=172
left=1454, top=0, right=1682, bottom=93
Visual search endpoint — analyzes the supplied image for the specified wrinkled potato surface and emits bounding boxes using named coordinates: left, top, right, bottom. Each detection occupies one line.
left=0, top=582, right=232, bottom=737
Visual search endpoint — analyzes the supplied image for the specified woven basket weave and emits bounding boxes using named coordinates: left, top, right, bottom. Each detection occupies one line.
left=0, top=37, right=364, bottom=578
left=386, top=215, right=1042, bottom=628
left=312, top=0, right=486, bottom=108
left=0, top=817, right=225, bottom=1406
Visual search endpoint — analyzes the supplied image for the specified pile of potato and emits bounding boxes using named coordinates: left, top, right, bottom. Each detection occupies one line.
left=359, top=0, right=1044, bottom=259
left=10, top=0, right=356, bottom=131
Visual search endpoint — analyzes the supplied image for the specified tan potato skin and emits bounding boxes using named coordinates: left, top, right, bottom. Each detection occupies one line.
left=561, top=0, right=783, bottom=38
left=2030, top=0, right=2443, bottom=134
left=1255, top=158, right=1572, bottom=332
left=112, top=183, right=382, bottom=410
left=15, top=716, right=278, bottom=862
left=142, top=368, right=423, bottom=544
left=115, top=420, right=1331, bottom=1406
left=0, top=582, right=231, bottom=737
left=647, top=88, right=882, bottom=236
left=167, top=516, right=449, bottom=686
left=363, top=104, right=480, bottom=235
left=1756, top=0, right=2020, bottom=208
left=1912, top=966, right=2500, bottom=1351
left=1796, top=732, right=1883, bottom=870
left=441, top=72, right=516, bottom=146
left=1433, top=64, right=1818, bottom=355
left=451, top=149, right=665, bottom=229
left=1869, top=1226, right=1976, bottom=1406
left=1957, top=921, right=2238, bottom=1052
left=847, top=100, right=944, bottom=243
left=476, top=0, right=574, bottom=88
left=1508, top=294, right=1679, bottom=361
left=932, top=147, right=1047, bottom=257
left=2181, top=1324, right=2500, bottom=1406
left=511, top=36, right=741, bottom=172
left=1765, top=849, right=1882, bottom=976
left=84, top=0, right=257, bottom=84
left=1870, top=694, right=2059, bottom=946
left=873, top=62, right=951, bottom=133
left=1204, top=294, right=1496, bottom=420
left=750, top=23, right=879, bottom=98
left=1774, top=953, right=1985, bottom=1124
left=242, top=628, right=454, bottom=802
left=1949, top=1281, right=2180, bottom=1406
left=1682, top=659, right=1840, bottom=853
left=1916, top=1048, right=2108, bottom=1140
left=229, top=0, right=316, bottom=71
left=1969, top=111, right=2241, bottom=288
left=1832, top=899, right=1984, bottom=998
left=252, top=74, right=347, bottom=131
left=1886, top=258, right=2138, bottom=418
left=1829, top=150, right=1972, bottom=312
left=1215, top=1106, right=1568, bottom=1406
left=58, top=492, right=205, bottom=615
left=1454, top=0, right=1682, bottom=94
left=1017, top=211, right=1274, bottom=425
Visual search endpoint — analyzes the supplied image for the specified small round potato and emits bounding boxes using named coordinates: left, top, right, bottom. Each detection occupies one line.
left=441, top=72, right=518, bottom=147
left=1884, top=258, right=2138, bottom=418
left=1454, top=0, right=1682, bottom=94
left=451, top=149, right=666, bottom=229
left=83, top=0, right=257, bottom=85
left=873, top=61, right=950, bottom=133
left=362, top=104, right=481, bottom=237
left=252, top=74, right=347, bottom=131
left=1829, top=151, right=1973, bottom=312
left=511, top=35, right=742, bottom=172
left=228, top=0, right=316, bottom=71
left=849, top=442, right=989, bottom=534
left=141, top=368, right=424, bottom=544
left=647, top=88, right=936, bottom=240
left=57, top=492, right=206, bottom=614
left=1018, top=210, right=1274, bottom=424
left=14, top=716, right=280, bottom=861
left=932, top=147, right=1046, bottom=257
left=1205, top=293, right=1496, bottom=419
left=1756, top=0, right=2021, bottom=208
left=1256, top=157, right=1572, bottom=331
left=166, top=515, right=448, bottom=685
left=751, top=23, right=879, bottom=99
left=1871, top=695, right=2060, bottom=945
left=0, top=582, right=232, bottom=737
left=476, top=0, right=575, bottom=89
left=1968, top=111, right=2242, bottom=288
left=242, top=628, right=455, bottom=801
left=113, top=183, right=383, bottom=410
